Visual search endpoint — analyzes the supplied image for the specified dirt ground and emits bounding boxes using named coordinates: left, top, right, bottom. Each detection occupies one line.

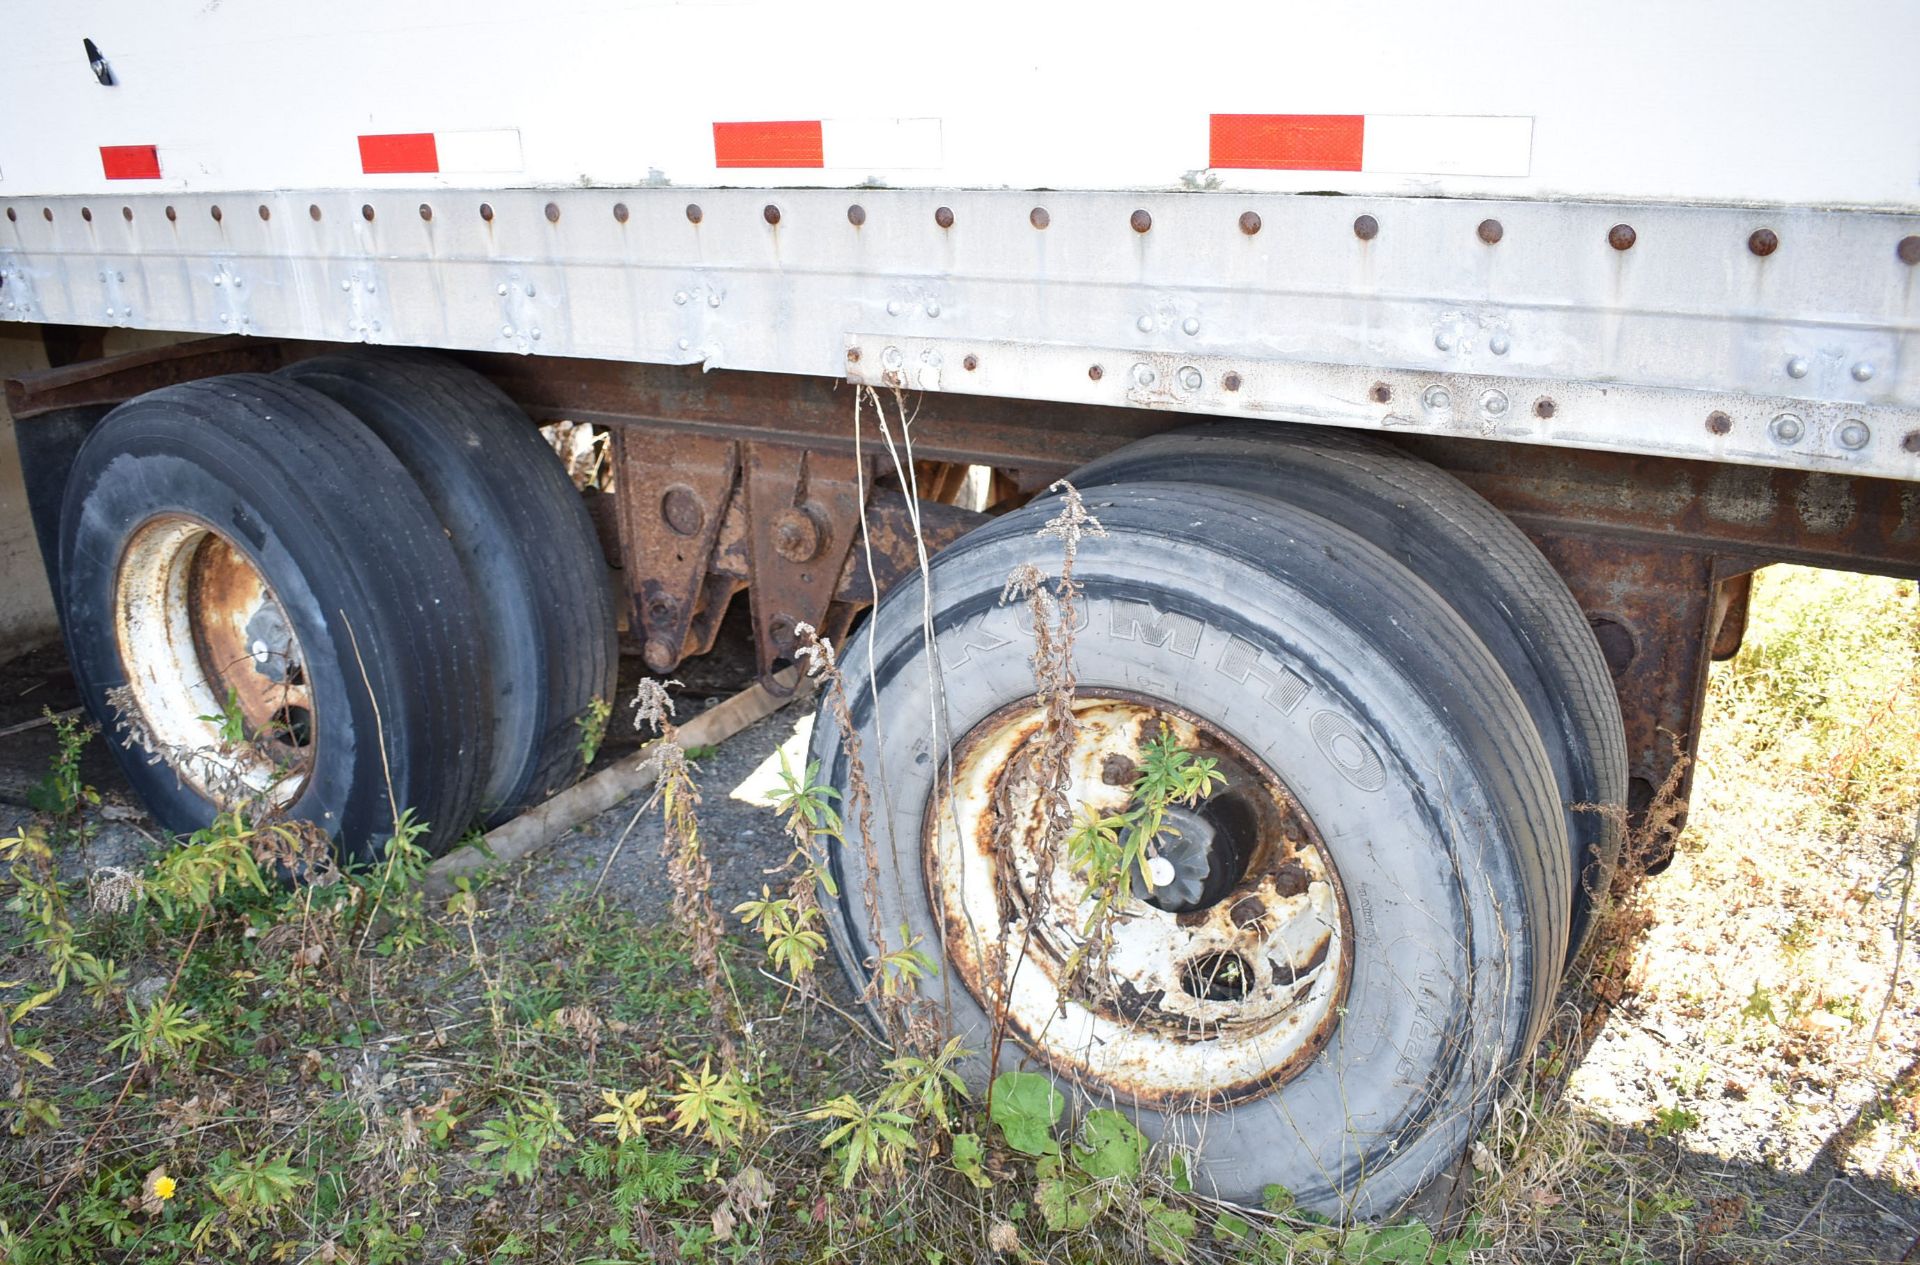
left=2, top=566, right=1916, bottom=1262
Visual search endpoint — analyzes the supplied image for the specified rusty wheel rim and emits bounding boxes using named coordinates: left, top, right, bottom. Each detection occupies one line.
left=113, top=515, right=315, bottom=806
left=926, top=693, right=1353, bottom=1106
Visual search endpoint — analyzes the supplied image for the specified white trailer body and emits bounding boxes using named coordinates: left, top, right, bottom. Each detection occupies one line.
left=3, top=0, right=1919, bottom=482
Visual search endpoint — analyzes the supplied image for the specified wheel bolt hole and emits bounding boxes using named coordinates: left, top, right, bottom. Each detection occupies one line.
left=272, top=705, right=313, bottom=748
left=1181, top=951, right=1254, bottom=1002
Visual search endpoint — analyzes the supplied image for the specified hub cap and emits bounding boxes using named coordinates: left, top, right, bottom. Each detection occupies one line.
left=928, top=695, right=1352, bottom=1105
left=114, top=516, right=315, bottom=806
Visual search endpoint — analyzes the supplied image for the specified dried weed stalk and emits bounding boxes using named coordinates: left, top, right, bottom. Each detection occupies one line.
left=632, top=679, right=735, bottom=1060
left=794, top=623, right=919, bottom=1040
left=995, top=484, right=1107, bottom=1021
left=1576, top=730, right=1693, bottom=1025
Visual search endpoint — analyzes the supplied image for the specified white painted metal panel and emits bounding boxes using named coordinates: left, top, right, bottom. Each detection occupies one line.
left=1, top=1, right=1917, bottom=207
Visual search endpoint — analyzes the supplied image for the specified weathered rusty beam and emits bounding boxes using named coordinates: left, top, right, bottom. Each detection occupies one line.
left=460, top=351, right=1174, bottom=471
left=4, top=335, right=324, bottom=417
left=1402, top=437, right=1920, bottom=579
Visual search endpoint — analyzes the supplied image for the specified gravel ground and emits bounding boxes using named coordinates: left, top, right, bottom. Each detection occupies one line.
left=511, top=700, right=816, bottom=918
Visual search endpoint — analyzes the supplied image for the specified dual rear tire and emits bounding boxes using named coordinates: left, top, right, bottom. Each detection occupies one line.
left=808, top=424, right=1624, bottom=1215
left=57, top=354, right=616, bottom=862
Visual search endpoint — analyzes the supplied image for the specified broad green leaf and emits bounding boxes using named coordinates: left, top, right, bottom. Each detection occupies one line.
left=988, top=1071, right=1062, bottom=1157
left=1072, top=1109, right=1145, bottom=1181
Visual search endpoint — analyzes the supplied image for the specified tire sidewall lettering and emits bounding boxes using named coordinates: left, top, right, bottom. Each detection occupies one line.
left=980, top=595, right=1390, bottom=792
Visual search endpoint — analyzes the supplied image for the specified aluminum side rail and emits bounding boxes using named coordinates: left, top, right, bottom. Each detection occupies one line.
left=3, top=188, right=1918, bottom=482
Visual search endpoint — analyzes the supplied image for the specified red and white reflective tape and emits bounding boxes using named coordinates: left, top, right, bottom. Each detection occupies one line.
left=100, top=144, right=162, bottom=180
left=358, top=129, right=523, bottom=175
left=1209, top=114, right=1532, bottom=177
left=97, top=115, right=1524, bottom=184
left=712, top=118, right=943, bottom=169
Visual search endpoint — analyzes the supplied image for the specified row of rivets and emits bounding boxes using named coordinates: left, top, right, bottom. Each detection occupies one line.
left=12, top=202, right=1918, bottom=267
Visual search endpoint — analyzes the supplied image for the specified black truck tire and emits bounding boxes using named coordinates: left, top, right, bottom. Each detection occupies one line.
left=807, top=482, right=1569, bottom=1217
left=1070, top=421, right=1628, bottom=958
left=58, top=373, right=491, bottom=861
left=281, top=351, right=619, bottom=824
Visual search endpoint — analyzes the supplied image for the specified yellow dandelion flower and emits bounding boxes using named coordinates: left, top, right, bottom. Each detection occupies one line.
left=153, top=1175, right=176, bottom=1201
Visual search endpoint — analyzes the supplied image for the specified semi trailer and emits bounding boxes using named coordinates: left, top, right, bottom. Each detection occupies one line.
left=3, top=0, right=1917, bottom=1216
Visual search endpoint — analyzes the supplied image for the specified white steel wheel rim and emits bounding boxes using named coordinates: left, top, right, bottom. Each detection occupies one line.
left=113, top=515, right=315, bottom=808
left=926, top=694, right=1352, bottom=1105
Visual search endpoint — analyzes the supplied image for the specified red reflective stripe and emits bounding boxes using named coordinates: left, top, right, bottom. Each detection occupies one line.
left=358, top=133, right=440, bottom=174
left=712, top=120, right=824, bottom=168
left=99, top=144, right=161, bottom=180
left=1209, top=114, right=1365, bottom=171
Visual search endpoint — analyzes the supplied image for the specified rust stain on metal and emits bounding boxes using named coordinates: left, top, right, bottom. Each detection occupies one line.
left=1272, top=862, right=1309, bottom=898
left=660, top=486, right=705, bottom=537
left=1352, top=214, right=1378, bottom=241
left=762, top=204, right=781, bottom=226
left=924, top=692, right=1355, bottom=1107
left=1238, top=210, right=1262, bottom=236
left=963, top=354, right=979, bottom=372
left=846, top=204, right=866, bottom=226
left=184, top=535, right=309, bottom=761
left=1370, top=383, right=1392, bottom=405
left=742, top=443, right=867, bottom=690
left=1088, top=364, right=1104, bottom=381
left=1396, top=438, right=1920, bottom=852
left=1748, top=228, right=1779, bottom=257
left=1608, top=223, right=1637, bottom=251
left=612, top=203, right=629, bottom=224
left=1029, top=207, right=1049, bottom=230
left=770, top=507, right=823, bottom=562
left=934, top=206, right=954, bottom=229
left=1130, top=209, right=1152, bottom=234
left=1535, top=398, right=1556, bottom=419
left=1900, top=236, right=1920, bottom=266
left=1711, top=571, right=1753, bottom=661
left=1229, top=895, right=1267, bottom=929
left=1223, top=372, right=1242, bottom=392
left=1477, top=218, right=1504, bottom=244
left=684, top=203, right=703, bottom=224
left=1706, top=411, right=1732, bottom=435
left=611, top=432, right=740, bottom=676
left=115, top=517, right=314, bottom=804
